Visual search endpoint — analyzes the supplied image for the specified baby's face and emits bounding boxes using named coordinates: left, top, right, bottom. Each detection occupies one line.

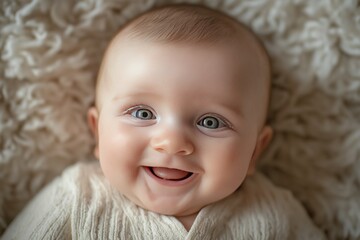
left=88, top=38, right=271, bottom=218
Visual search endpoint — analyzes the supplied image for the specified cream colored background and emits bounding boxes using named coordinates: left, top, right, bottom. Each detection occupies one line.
left=0, top=0, right=359, bottom=239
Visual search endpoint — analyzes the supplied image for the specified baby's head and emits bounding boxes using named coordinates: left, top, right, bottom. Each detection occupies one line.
left=88, top=4, right=272, bottom=227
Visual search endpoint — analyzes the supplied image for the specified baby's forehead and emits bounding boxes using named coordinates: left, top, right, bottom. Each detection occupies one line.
left=103, top=28, right=269, bottom=87
left=96, top=5, right=271, bottom=116
left=100, top=38, right=266, bottom=109
left=107, top=17, right=267, bottom=68
left=104, top=35, right=264, bottom=83
left=100, top=32, right=268, bottom=89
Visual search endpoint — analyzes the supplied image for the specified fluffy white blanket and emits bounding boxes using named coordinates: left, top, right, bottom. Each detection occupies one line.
left=0, top=0, right=359, bottom=239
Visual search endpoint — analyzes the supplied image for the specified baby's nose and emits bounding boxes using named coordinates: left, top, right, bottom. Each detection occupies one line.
left=150, top=125, right=194, bottom=156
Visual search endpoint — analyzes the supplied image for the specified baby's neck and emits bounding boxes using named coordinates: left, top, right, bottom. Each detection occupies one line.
left=176, top=212, right=198, bottom=231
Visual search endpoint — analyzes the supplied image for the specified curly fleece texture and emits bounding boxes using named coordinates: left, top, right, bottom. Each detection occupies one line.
left=0, top=0, right=359, bottom=239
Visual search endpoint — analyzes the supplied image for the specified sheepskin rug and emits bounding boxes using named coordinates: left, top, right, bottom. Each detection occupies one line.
left=1, top=0, right=359, bottom=239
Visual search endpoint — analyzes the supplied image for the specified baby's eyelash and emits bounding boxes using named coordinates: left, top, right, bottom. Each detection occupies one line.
left=120, top=106, right=234, bottom=130
left=198, top=113, right=234, bottom=130
left=123, top=105, right=152, bottom=114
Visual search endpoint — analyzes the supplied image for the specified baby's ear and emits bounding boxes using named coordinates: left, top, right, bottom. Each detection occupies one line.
left=247, top=126, right=273, bottom=176
left=87, top=107, right=99, bottom=159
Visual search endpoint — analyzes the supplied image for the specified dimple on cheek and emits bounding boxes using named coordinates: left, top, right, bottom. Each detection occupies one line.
left=98, top=134, right=142, bottom=186
left=100, top=129, right=146, bottom=164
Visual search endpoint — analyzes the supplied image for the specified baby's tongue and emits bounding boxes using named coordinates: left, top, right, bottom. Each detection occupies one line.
left=152, top=167, right=189, bottom=180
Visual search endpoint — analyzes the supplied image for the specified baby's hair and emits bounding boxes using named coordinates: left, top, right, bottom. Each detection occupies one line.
left=122, top=4, right=240, bottom=43
left=97, top=4, right=271, bottom=124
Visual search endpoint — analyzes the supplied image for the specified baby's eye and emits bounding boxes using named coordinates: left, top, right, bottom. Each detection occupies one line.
left=197, top=115, right=226, bottom=129
left=130, top=108, right=155, bottom=120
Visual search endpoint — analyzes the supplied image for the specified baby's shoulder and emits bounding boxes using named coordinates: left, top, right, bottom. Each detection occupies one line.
left=61, top=160, right=103, bottom=182
left=58, top=161, right=127, bottom=205
left=60, top=161, right=105, bottom=189
left=51, top=161, right=133, bottom=237
left=222, top=173, right=326, bottom=239
left=2, top=162, right=132, bottom=239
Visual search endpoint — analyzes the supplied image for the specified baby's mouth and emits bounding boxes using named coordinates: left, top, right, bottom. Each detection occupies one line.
left=149, top=167, right=193, bottom=181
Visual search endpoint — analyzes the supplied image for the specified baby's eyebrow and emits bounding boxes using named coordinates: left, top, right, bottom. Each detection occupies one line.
left=112, top=91, right=159, bottom=102
left=218, top=102, right=244, bottom=118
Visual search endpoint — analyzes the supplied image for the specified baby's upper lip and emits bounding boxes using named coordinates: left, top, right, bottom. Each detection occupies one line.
left=141, top=156, right=199, bottom=173
left=144, top=165, right=194, bottom=174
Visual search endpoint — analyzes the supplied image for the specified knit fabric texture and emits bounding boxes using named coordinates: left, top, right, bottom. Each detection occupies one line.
left=1, top=0, right=359, bottom=239
left=2, top=161, right=325, bottom=240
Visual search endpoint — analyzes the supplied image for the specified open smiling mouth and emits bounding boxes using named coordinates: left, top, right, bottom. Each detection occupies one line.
left=147, top=167, right=193, bottom=181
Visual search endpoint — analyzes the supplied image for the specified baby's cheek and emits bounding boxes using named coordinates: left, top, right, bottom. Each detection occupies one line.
left=99, top=127, right=144, bottom=180
left=208, top=140, right=252, bottom=186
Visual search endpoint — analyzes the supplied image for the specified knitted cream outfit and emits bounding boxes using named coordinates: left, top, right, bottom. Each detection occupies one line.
left=2, top=161, right=325, bottom=240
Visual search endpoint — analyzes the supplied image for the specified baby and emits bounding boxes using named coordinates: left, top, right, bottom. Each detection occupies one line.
left=3, top=4, right=325, bottom=239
